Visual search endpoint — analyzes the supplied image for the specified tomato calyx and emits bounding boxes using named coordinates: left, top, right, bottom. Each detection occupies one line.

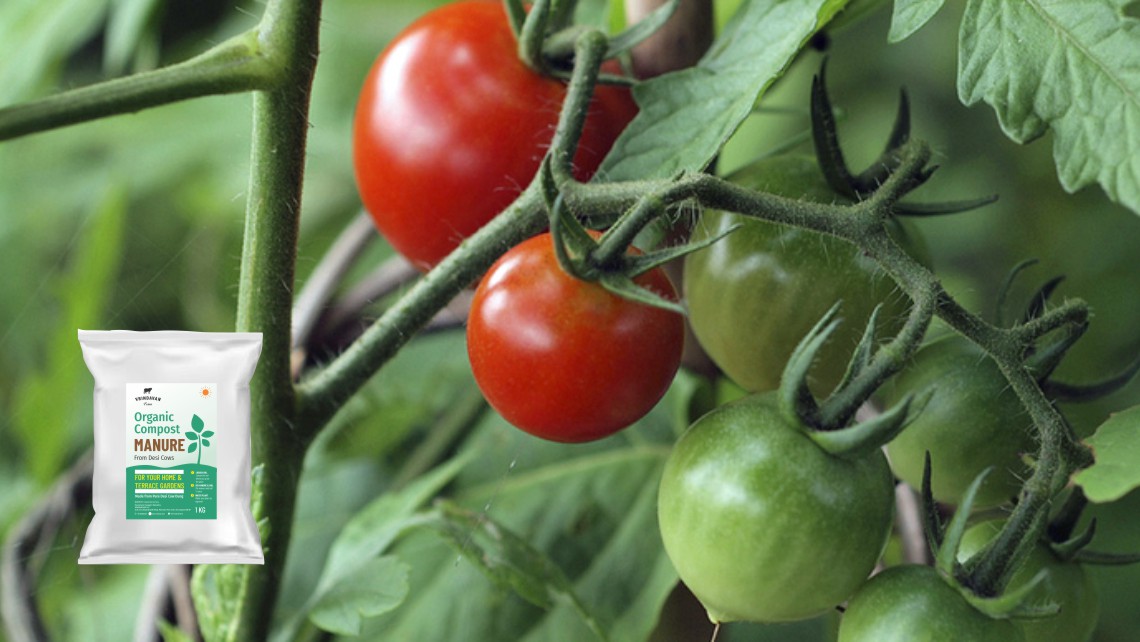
left=811, top=60, right=998, bottom=217
left=508, top=0, right=679, bottom=79
left=914, top=462, right=1063, bottom=622
left=539, top=162, right=732, bottom=314
left=772, top=302, right=924, bottom=458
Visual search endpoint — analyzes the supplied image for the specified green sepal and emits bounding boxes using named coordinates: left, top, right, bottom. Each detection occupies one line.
left=922, top=452, right=944, bottom=553
left=1041, top=354, right=1140, bottom=402
left=810, top=62, right=859, bottom=200
left=1049, top=519, right=1096, bottom=562
left=1072, top=549, right=1140, bottom=566
left=621, top=223, right=741, bottom=278
left=833, top=304, right=882, bottom=397
left=850, top=88, right=910, bottom=189
left=548, top=193, right=594, bottom=281
left=995, top=258, right=1040, bottom=328
left=961, top=569, right=1059, bottom=621
left=895, top=193, right=999, bottom=217
left=937, top=467, right=994, bottom=575
left=1020, top=275, right=1066, bottom=324
left=502, top=0, right=526, bottom=37
left=808, top=392, right=917, bottom=459
left=1026, top=320, right=1089, bottom=381
left=592, top=195, right=665, bottom=269
left=777, top=303, right=842, bottom=427
left=598, top=274, right=685, bottom=315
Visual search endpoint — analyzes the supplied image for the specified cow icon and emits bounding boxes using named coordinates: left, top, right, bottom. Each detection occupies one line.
left=143, top=387, right=152, bottom=394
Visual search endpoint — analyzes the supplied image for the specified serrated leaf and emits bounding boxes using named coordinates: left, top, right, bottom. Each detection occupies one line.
left=192, top=414, right=205, bottom=431
left=309, top=556, right=410, bottom=636
left=187, top=442, right=197, bottom=454
left=958, top=0, right=1140, bottom=216
left=598, top=0, right=846, bottom=181
left=1074, top=404, right=1140, bottom=502
left=888, top=0, right=947, bottom=43
left=191, top=563, right=247, bottom=642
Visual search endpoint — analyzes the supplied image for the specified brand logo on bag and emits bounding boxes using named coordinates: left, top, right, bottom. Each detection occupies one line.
left=135, top=386, right=162, bottom=402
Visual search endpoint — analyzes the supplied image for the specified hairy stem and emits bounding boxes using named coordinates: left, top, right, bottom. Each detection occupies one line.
left=204, top=0, right=323, bottom=639
left=0, top=30, right=276, bottom=142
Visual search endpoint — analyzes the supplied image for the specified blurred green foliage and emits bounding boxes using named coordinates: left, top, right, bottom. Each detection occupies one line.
left=2, top=1, right=1140, bottom=641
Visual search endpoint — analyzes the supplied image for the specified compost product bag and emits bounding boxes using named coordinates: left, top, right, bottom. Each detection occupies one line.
left=77, top=330, right=264, bottom=564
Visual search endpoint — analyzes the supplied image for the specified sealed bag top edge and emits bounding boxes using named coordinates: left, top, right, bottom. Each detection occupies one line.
left=78, top=330, right=263, bottom=343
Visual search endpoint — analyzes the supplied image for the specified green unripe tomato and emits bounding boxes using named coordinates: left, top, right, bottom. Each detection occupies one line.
left=657, top=392, right=895, bottom=623
left=959, top=521, right=1099, bottom=642
left=880, top=335, right=1035, bottom=508
left=838, top=565, right=1025, bottom=641
left=684, top=155, right=918, bottom=396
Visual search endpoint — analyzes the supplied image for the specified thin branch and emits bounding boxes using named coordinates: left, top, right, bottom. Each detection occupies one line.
left=292, top=212, right=377, bottom=349
left=1, top=453, right=93, bottom=642
left=0, top=30, right=277, bottom=142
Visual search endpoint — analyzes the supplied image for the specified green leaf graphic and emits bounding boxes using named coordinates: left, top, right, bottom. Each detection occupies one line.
left=187, top=442, right=198, bottom=454
left=201, top=430, right=214, bottom=438
left=186, top=432, right=199, bottom=440
left=192, top=414, right=205, bottom=431
left=201, top=439, right=210, bottom=447
left=958, top=0, right=1140, bottom=215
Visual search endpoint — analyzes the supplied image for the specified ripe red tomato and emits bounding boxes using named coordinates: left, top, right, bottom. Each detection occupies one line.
left=353, top=0, right=637, bottom=269
left=466, top=233, right=684, bottom=442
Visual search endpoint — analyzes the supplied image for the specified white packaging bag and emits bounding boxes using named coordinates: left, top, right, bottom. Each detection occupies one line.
left=77, top=330, right=264, bottom=564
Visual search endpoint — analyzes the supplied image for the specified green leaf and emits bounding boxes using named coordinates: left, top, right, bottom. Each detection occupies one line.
left=358, top=400, right=680, bottom=641
left=598, top=0, right=846, bottom=181
left=273, top=455, right=472, bottom=642
left=192, top=414, right=205, bottom=431
left=187, top=442, right=198, bottom=454
left=309, top=556, right=411, bottom=636
left=201, top=439, right=210, bottom=447
left=186, top=432, right=199, bottom=440
left=14, top=186, right=126, bottom=484
left=201, top=430, right=215, bottom=438
left=417, top=501, right=603, bottom=637
left=1074, top=405, right=1140, bottom=502
left=958, top=0, right=1140, bottom=216
left=888, top=0, right=947, bottom=43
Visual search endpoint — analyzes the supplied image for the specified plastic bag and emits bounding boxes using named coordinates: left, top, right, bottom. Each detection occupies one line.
left=77, top=330, right=264, bottom=564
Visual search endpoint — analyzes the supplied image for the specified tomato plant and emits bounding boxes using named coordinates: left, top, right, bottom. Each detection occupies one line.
left=879, top=335, right=1035, bottom=509
left=684, top=155, right=919, bottom=396
left=657, top=392, right=895, bottom=623
left=959, top=521, right=1100, bottom=642
left=466, top=232, right=683, bottom=442
left=838, top=565, right=1025, bottom=641
left=352, top=0, right=637, bottom=269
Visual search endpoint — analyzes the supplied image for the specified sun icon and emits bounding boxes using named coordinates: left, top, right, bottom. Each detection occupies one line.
left=199, top=385, right=214, bottom=399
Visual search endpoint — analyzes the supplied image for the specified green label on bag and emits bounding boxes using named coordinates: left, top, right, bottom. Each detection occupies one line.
left=126, top=383, right=218, bottom=520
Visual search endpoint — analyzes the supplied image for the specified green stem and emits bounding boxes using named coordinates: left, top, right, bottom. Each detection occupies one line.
left=207, top=0, right=322, bottom=640
left=0, top=30, right=276, bottom=142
